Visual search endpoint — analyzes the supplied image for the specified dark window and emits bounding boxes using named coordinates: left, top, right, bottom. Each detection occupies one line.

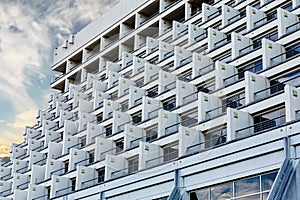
left=222, top=92, right=245, bottom=112
left=88, top=151, right=95, bottom=164
left=135, top=78, right=144, bottom=87
left=238, top=60, right=262, bottom=79
left=97, top=168, right=105, bottom=183
left=132, top=112, right=142, bottom=124
left=163, top=97, right=176, bottom=111
left=115, top=138, right=124, bottom=153
left=96, top=113, right=103, bottom=123
left=105, top=125, right=113, bottom=137
left=121, top=100, right=129, bottom=112
left=147, top=86, right=159, bottom=97
left=128, top=156, right=139, bottom=173
left=286, top=43, right=300, bottom=59
left=64, top=161, right=69, bottom=173
left=71, top=178, right=76, bottom=191
left=181, top=109, right=198, bottom=127
left=146, top=126, right=158, bottom=142
left=80, top=136, right=86, bottom=147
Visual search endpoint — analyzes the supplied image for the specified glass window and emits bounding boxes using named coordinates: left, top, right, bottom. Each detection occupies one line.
left=261, top=171, right=277, bottom=191
left=190, top=188, right=209, bottom=200
left=132, top=111, right=142, bottom=124
left=115, top=138, right=124, bottom=153
left=128, top=156, right=139, bottom=173
left=211, top=182, right=233, bottom=200
left=146, top=126, right=158, bottom=142
left=163, top=97, right=176, bottom=111
left=234, top=176, right=260, bottom=198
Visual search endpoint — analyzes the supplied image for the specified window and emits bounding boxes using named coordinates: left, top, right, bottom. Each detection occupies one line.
left=128, top=156, right=139, bottom=174
left=110, top=91, right=118, bottom=100
left=80, top=136, right=86, bottom=147
left=146, top=125, right=158, bottom=142
left=105, top=124, right=113, bottom=137
left=64, top=160, right=69, bottom=173
left=71, top=178, right=76, bottom=191
left=120, top=100, right=129, bottom=112
left=123, top=70, right=132, bottom=78
left=96, top=113, right=103, bottom=123
left=163, top=142, right=178, bottom=162
left=135, top=77, right=144, bottom=87
left=163, top=96, right=176, bottom=111
left=115, top=138, right=124, bottom=153
left=147, top=86, right=158, bottom=97
left=178, top=69, right=192, bottom=81
left=132, top=111, right=142, bottom=124
left=190, top=171, right=278, bottom=200
left=97, top=168, right=105, bottom=183
left=88, top=151, right=95, bottom=164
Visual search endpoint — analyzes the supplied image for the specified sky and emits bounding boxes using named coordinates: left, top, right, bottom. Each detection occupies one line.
left=0, top=0, right=119, bottom=158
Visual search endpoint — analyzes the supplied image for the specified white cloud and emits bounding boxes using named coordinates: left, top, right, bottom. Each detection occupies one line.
left=0, top=0, right=119, bottom=146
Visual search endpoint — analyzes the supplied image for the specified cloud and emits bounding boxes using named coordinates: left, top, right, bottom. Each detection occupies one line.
left=0, top=0, right=119, bottom=147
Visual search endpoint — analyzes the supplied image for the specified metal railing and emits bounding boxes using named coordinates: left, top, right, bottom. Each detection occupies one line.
left=270, top=43, right=300, bottom=66
left=235, top=115, right=286, bottom=138
left=253, top=11, right=277, bottom=28
left=182, top=92, right=198, bottom=105
left=100, top=147, right=117, bottom=161
left=239, top=40, right=262, bottom=55
left=207, top=10, right=221, bottom=20
left=16, top=165, right=28, bottom=173
left=56, top=185, right=73, bottom=197
left=17, top=180, right=30, bottom=190
left=50, top=167, right=66, bottom=176
left=286, top=21, right=300, bottom=33
left=227, top=11, right=246, bottom=25
left=254, top=73, right=300, bottom=101
left=33, top=157, right=47, bottom=166
left=214, top=37, right=231, bottom=49
left=82, top=175, right=105, bottom=189
left=0, top=188, right=12, bottom=196
left=206, top=97, right=245, bottom=120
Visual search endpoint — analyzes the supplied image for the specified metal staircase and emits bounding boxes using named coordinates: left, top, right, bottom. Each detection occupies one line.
left=267, top=158, right=299, bottom=200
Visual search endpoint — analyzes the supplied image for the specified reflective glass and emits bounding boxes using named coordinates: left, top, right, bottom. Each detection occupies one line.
left=234, top=176, right=260, bottom=197
left=211, top=182, right=233, bottom=200
left=262, top=171, right=277, bottom=191
left=190, top=188, right=209, bottom=200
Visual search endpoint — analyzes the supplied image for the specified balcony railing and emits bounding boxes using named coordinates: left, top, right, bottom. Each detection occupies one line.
left=145, top=150, right=178, bottom=168
left=56, top=185, right=73, bottom=197
left=111, top=163, right=139, bottom=179
left=16, top=165, right=28, bottom=173
left=32, top=194, right=49, bottom=200
left=254, top=73, right=300, bottom=101
left=205, top=97, right=245, bottom=120
left=186, top=133, right=227, bottom=154
left=238, top=40, right=262, bottom=55
left=81, top=175, right=105, bottom=189
left=17, top=180, right=30, bottom=190
left=235, top=114, right=286, bottom=138
left=270, top=43, right=300, bottom=66
left=227, top=11, right=246, bottom=25
left=253, top=11, right=277, bottom=29
left=182, top=92, right=198, bottom=106
left=286, top=21, right=300, bottom=34
left=0, top=188, right=12, bottom=196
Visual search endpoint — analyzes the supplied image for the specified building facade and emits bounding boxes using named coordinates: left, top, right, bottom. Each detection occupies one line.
left=1, top=0, right=300, bottom=199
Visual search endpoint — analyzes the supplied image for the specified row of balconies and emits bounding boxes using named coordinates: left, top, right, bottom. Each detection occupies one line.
left=51, top=0, right=299, bottom=89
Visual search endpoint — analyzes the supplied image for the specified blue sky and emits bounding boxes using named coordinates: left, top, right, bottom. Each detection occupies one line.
left=0, top=0, right=118, bottom=157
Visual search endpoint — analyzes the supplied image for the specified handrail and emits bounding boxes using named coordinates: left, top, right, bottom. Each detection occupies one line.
left=254, top=73, right=300, bottom=98
left=207, top=10, right=221, bottom=20
left=238, top=40, right=262, bottom=55
left=270, top=43, right=300, bottom=66
left=82, top=175, right=105, bottom=187
left=236, top=115, right=286, bottom=135
left=286, top=21, right=300, bottom=33
left=253, top=11, right=277, bottom=28
left=206, top=96, right=245, bottom=115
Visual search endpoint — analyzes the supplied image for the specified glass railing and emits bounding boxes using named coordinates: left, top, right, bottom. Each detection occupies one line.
left=145, top=150, right=178, bottom=168
left=270, top=43, right=300, bottom=66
